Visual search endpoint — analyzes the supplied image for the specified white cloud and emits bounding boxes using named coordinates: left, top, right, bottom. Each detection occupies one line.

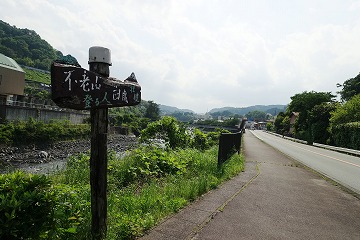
left=1, top=0, right=360, bottom=113
left=268, top=23, right=360, bottom=96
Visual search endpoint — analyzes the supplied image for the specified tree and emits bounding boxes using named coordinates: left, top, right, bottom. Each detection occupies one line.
left=308, top=102, right=337, bottom=144
left=266, top=122, right=274, bottom=131
left=337, top=73, right=360, bottom=102
left=274, top=112, right=286, bottom=134
left=245, top=110, right=266, bottom=121
left=145, top=101, right=160, bottom=121
left=223, top=117, right=240, bottom=127
left=330, top=94, right=360, bottom=149
left=170, top=111, right=195, bottom=122
left=287, top=91, right=335, bottom=142
left=330, top=94, right=360, bottom=125
left=210, top=110, right=234, bottom=118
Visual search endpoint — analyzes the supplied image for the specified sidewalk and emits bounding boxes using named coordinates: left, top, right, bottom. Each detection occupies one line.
left=140, top=131, right=360, bottom=240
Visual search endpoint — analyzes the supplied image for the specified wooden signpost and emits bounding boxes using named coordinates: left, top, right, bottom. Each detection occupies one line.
left=51, top=64, right=141, bottom=110
left=51, top=46, right=141, bottom=239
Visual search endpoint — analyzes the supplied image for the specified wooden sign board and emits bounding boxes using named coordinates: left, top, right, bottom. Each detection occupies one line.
left=51, top=63, right=141, bottom=110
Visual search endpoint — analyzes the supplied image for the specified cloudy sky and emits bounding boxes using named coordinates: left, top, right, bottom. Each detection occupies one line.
left=2, top=0, right=360, bottom=113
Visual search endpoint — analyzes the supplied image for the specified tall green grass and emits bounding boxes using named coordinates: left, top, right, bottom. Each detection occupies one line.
left=52, top=146, right=244, bottom=239
left=1, top=146, right=244, bottom=239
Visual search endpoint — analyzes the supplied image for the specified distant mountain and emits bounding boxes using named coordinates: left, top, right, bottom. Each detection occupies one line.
left=159, top=104, right=194, bottom=115
left=159, top=104, right=286, bottom=116
left=209, top=105, right=287, bottom=116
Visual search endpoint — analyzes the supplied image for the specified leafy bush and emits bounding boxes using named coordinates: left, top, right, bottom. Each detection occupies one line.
left=140, top=116, right=191, bottom=149
left=329, top=94, right=360, bottom=149
left=0, top=123, right=14, bottom=144
left=108, top=146, right=188, bottom=188
left=266, top=122, right=274, bottom=131
left=206, top=128, right=229, bottom=146
left=140, top=117, right=228, bottom=151
left=0, top=172, right=54, bottom=239
left=330, top=94, right=360, bottom=125
left=331, top=122, right=360, bottom=150
left=191, top=128, right=209, bottom=150
left=0, top=171, right=91, bottom=240
left=50, top=184, right=91, bottom=240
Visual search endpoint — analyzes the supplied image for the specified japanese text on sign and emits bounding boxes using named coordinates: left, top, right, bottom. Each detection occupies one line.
left=51, top=63, right=141, bottom=110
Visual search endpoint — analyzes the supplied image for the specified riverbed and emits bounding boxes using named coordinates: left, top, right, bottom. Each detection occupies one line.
left=0, top=135, right=138, bottom=174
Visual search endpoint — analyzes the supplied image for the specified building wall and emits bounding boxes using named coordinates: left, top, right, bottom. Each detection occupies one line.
left=0, top=66, right=25, bottom=95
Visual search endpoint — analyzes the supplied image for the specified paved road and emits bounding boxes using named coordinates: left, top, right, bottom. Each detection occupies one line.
left=250, top=130, right=360, bottom=195
left=141, top=131, right=360, bottom=239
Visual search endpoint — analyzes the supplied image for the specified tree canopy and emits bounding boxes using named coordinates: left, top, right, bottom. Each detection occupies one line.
left=245, top=110, right=267, bottom=121
left=330, top=94, right=360, bottom=125
left=337, top=73, right=360, bottom=102
left=286, top=91, right=335, bottom=143
left=145, top=101, right=160, bottom=121
left=287, top=91, right=335, bottom=114
left=308, top=102, right=337, bottom=144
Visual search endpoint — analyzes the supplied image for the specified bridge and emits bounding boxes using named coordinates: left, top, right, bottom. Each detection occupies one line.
left=190, top=124, right=240, bottom=132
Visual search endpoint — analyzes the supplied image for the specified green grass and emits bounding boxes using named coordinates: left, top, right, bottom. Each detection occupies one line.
left=3, top=146, right=244, bottom=239
left=51, top=146, right=244, bottom=239
left=24, top=68, right=51, bottom=84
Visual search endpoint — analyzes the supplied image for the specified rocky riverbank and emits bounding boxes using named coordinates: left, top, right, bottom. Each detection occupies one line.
left=0, top=135, right=139, bottom=174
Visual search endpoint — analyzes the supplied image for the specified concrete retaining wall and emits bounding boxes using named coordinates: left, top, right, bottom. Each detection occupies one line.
left=0, top=105, right=89, bottom=124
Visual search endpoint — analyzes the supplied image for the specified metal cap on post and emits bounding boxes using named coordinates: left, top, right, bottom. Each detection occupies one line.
left=89, top=46, right=111, bottom=77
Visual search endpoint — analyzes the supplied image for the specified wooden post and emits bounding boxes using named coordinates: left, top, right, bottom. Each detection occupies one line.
left=50, top=46, right=141, bottom=239
left=90, top=107, right=108, bottom=239
left=89, top=47, right=111, bottom=240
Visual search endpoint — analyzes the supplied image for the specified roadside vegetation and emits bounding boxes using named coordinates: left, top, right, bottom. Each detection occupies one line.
left=269, top=72, right=360, bottom=150
left=0, top=117, right=244, bottom=239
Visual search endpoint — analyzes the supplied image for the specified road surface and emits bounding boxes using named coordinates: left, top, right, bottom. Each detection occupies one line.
left=250, top=130, right=360, bottom=195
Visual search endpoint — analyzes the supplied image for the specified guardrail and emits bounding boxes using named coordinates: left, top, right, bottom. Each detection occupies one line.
left=3, top=100, right=61, bottom=110
left=265, top=131, right=360, bottom=157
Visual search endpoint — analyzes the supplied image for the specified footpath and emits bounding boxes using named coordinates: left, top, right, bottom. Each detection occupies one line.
left=140, top=131, right=360, bottom=240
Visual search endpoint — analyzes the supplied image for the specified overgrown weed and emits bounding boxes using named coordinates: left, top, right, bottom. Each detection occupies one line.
left=1, top=146, right=243, bottom=239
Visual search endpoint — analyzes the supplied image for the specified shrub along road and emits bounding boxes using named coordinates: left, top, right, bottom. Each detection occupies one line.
left=141, top=131, right=360, bottom=239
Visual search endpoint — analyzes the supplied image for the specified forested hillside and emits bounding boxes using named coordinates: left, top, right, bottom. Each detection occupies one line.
left=0, top=20, right=77, bottom=70
left=209, top=105, right=286, bottom=116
